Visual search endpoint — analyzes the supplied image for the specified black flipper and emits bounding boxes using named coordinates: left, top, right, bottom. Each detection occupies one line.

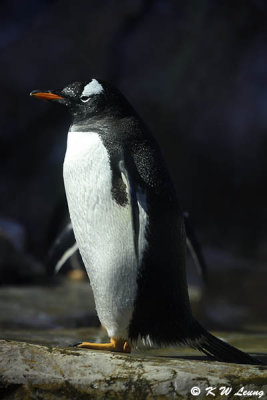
left=191, top=320, right=264, bottom=365
left=46, top=222, right=78, bottom=276
left=184, top=211, right=207, bottom=281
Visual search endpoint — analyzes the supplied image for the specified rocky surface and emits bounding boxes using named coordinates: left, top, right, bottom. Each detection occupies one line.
left=0, top=339, right=266, bottom=400
left=0, top=280, right=99, bottom=330
left=0, top=280, right=266, bottom=398
left=0, top=280, right=202, bottom=331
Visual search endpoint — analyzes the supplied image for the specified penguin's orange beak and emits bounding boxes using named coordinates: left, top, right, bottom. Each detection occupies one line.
left=30, top=91, right=64, bottom=100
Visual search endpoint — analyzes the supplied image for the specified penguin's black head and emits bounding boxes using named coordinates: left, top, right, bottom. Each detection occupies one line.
left=30, top=79, right=132, bottom=122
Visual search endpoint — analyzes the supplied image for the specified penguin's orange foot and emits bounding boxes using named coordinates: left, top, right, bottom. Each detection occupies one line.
left=76, top=338, right=131, bottom=353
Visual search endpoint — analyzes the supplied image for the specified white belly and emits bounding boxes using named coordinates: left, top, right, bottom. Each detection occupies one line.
left=63, top=131, right=138, bottom=338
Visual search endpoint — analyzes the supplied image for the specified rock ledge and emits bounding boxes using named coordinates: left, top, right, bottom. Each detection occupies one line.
left=0, top=340, right=266, bottom=399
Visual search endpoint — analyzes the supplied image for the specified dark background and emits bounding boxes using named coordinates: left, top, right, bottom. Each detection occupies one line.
left=0, top=0, right=266, bottom=328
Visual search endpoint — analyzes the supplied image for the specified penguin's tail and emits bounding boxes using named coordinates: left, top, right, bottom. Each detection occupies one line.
left=189, top=321, right=264, bottom=365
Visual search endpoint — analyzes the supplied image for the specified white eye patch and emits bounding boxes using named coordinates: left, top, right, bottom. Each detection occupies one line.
left=81, top=79, right=104, bottom=98
left=80, top=96, right=90, bottom=103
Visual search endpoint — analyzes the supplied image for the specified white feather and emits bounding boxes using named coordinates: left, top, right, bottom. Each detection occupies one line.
left=55, top=242, right=79, bottom=274
left=136, top=187, right=148, bottom=263
left=82, top=79, right=103, bottom=97
left=63, top=131, right=148, bottom=339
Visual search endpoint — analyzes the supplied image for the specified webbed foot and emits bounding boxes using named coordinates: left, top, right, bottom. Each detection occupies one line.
left=75, top=338, right=131, bottom=353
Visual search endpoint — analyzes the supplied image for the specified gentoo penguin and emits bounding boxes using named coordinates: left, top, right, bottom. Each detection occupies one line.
left=31, top=79, right=262, bottom=364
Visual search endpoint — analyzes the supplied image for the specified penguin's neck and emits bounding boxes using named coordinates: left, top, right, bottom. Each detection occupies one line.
left=70, top=115, right=114, bottom=134
left=70, top=104, right=131, bottom=127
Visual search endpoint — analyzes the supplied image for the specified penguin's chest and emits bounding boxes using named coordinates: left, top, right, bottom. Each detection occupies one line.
left=63, top=131, right=138, bottom=337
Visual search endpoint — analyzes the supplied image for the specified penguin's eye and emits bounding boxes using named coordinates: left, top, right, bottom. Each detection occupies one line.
left=80, top=96, right=90, bottom=102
